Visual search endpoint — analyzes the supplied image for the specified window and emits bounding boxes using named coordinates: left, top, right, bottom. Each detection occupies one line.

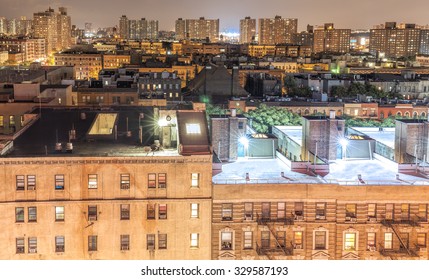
left=147, top=204, right=155, bottom=220
left=147, top=234, right=155, bottom=250
left=368, top=204, right=376, bottom=220
left=28, top=237, right=37, bottom=253
left=120, top=204, right=130, bottom=220
left=316, top=203, right=326, bottom=220
left=88, top=236, right=97, bottom=251
left=158, top=173, right=166, bottom=188
left=314, top=231, right=326, bottom=250
left=277, top=231, right=286, bottom=248
left=238, top=122, right=244, bottom=129
left=345, top=204, right=357, bottom=220
left=191, top=173, right=199, bottom=188
left=88, top=174, right=98, bottom=189
left=417, top=233, right=427, bottom=248
left=88, top=206, right=97, bottom=221
left=294, top=202, right=304, bottom=219
left=120, top=174, right=130, bottom=190
left=27, top=175, right=36, bottom=190
left=55, top=175, right=64, bottom=190
left=55, top=206, right=64, bottom=221
left=385, top=203, right=394, bottom=220
left=28, top=207, right=37, bottom=222
left=56, top=236, right=65, bottom=252
left=121, top=235, right=130, bottom=250
left=400, top=233, right=409, bottom=249
left=261, top=231, right=270, bottom=249
left=367, top=232, right=376, bottom=250
left=418, top=204, right=427, bottom=221
left=401, top=204, right=410, bottom=221
left=244, top=231, right=253, bottom=249
left=262, top=202, right=271, bottom=220
left=221, top=232, right=233, bottom=250
left=148, top=173, right=156, bottom=188
left=16, top=238, right=25, bottom=254
left=191, top=203, right=199, bottom=218
left=382, top=232, right=393, bottom=250
left=190, top=233, right=199, bottom=248
left=344, top=233, right=356, bottom=251
left=15, top=207, right=24, bottom=223
left=221, top=203, right=233, bottom=221
left=186, top=123, right=201, bottom=134
left=244, top=203, right=253, bottom=221
left=158, top=233, right=167, bottom=249
left=0, top=115, right=3, bottom=127
left=277, top=202, right=285, bottom=220
left=158, top=204, right=167, bottom=219
left=9, top=115, right=15, bottom=126
left=16, top=175, right=25, bottom=191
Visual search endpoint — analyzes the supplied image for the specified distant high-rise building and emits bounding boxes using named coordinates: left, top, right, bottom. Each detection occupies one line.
left=7, top=18, right=18, bottom=35
left=0, top=17, right=7, bottom=34
left=33, top=7, right=71, bottom=55
left=84, top=22, right=92, bottom=34
left=240, top=17, right=256, bottom=44
left=258, top=16, right=297, bottom=45
left=420, top=30, right=429, bottom=55
left=175, top=18, right=186, bottom=40
left=370, top=22, right=421, bottom=58
left=175, top=17, right=219, bottom=42
left=18, top=16, right=33, bottom=36
left=119, top=16, right=158, bottom=40
left=313, top=23, right=351, bottom=53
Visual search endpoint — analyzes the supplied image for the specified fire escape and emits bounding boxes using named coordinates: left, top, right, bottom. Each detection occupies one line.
left=378, top=214, right=420, bottom=259
left=255, top=213, right=294, bottom=259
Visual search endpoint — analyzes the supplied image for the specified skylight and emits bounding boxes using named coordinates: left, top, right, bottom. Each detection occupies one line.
left=186, top=123, right=201, bottom=134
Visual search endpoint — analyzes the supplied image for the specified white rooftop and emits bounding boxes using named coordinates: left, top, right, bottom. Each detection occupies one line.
left=275, top=126, right=302, bottom=144
left=350, top=127, right=395, bottom=148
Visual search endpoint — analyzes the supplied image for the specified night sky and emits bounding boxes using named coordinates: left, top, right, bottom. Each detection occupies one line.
left=2, top=0, right=429, bottom=32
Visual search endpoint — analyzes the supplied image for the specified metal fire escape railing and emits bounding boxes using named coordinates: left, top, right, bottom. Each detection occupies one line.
left=256, top=214, right=293, bottom=258
left=380, top=215, right=420, bottom=257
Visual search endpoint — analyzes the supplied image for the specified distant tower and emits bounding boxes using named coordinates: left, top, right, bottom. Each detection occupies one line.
left=240, top=17, right=256, bottom=44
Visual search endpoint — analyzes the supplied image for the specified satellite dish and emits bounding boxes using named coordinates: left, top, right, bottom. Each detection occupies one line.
left=166, top=115, right=171, bottom=121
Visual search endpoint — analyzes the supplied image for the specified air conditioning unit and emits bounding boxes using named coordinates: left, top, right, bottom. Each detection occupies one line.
left=368, top=217, right=377, bottom=222
left=316, top=215, right=325, bottom=220
left=121, top=245, right=129, bottom=251
left=345, top=216, right=351, bottom=221
left=29, top=248, right=37, bottom=253
left=244, top=214, right=253, bottom=221
left=295, top=245, right=302, bottom=249
left=420, top=247, right=427, bottom=252
left=88, top=215, right=97, bottom=221
left=27, top=186, right=36, bottom=191
left=368, top=246, right=376, bottom=252
left=121, top=184, right=130, bottom=190
left=295, top=215, right=304, bottom=221
left=158, top=183, right=166, bottom=188
left=148, top=245, right=155, bottom=250
left=350, top=218, right=357, bottom=222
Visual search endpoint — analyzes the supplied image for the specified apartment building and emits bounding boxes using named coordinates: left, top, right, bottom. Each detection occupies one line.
left=313, top=23, right=351, bottom=54
left=258, top=16, right=297, bottom=45
left=240, top=17, right=256, bottom=44
left=175, top=17, right=219, bottom=42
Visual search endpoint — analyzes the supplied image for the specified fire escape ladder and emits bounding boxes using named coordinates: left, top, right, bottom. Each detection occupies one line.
left=266, top=222, right=288, bottom=256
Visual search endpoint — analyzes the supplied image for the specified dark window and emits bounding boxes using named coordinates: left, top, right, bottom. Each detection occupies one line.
left=120, top=235, right=130, bottom=250
left=222, top=203, right=233, bottom=221
left=16, top=238, right=25, bottom=254
left=158, top=234, right=167, bottom=249
left=148, top=173, right=156, bottom=188
left=158, top=204, right=167, bottom=219
left=147, top=204, right=155, bottom=220
left=120, top=174, right=130, bottom=190
left=88, top=206, right=97, bottom=221
left=55, top=236, right=65, bottom=253
left=221, top=232, right=233, bottom=250
left=16, top=207, right=24, bottom=223
left=88, top=236, right=97, bottom=251
left=121, top=204, right=130, bottom=220
left=147, top=234, right=155, bottom=250
left=28, top=207, right=37, bottom=222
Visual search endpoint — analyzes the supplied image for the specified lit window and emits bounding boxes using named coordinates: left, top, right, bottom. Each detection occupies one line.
left=120, top=204, right=130, bottom=220
left=28, top=237, right=37, bottom=253
left=147, top=234, right=155, bottom=250
left=55, top=236, right=65, bottom=253
left=186, top=123, right=201, bottom=134
left=158, top=233, right=167, bottom=249
left=88, top=235, right=97, bottom=251
left=294, top=231, right=303, bottom=249
left=120, top=174, right=130, bottom=190
left=148, top=173, right=156, bottom=188
left=88, top=174, right=97, bottom=189
left=190, top=233, right=199, bottom=248
left=55, top=206, right=64, bottom=221
left=55, top=175, right=64, bottom=190
left=384, top=232, right=393, bottom=249
left=344, top=233, right=356, bottom=251
left=120, top=235, right=130, bottom=251
left=191, top=173, right=199, bottom=188
left=221, top=232, right=233, bottom=250
left=15, top=207, right=24, bottom=223
left=244, top=231, right=253, bottom=249
left=191, top=203, right=199, bottom=218
left=16, top=238, right=25, bottom=254
left=158, top=204, right=167, bottom=219
left=28, top=207, right=37, bottom=222
left=0, top=115, right=3, bottom=127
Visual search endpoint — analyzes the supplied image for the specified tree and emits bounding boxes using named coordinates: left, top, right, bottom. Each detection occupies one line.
left=244, top=104, right=302, bottom=133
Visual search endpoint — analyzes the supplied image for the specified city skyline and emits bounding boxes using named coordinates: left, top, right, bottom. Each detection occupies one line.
left=2, top=0, right=429, bottom=32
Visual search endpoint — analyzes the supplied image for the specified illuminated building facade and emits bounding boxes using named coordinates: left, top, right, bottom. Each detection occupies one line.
left=258, top=16, right=297, bottom=45
left=175, top=17, right=219, bottom=42
left=240, top=17, right=256, bottom=44
left=313, top=23, right=351, bottom=54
